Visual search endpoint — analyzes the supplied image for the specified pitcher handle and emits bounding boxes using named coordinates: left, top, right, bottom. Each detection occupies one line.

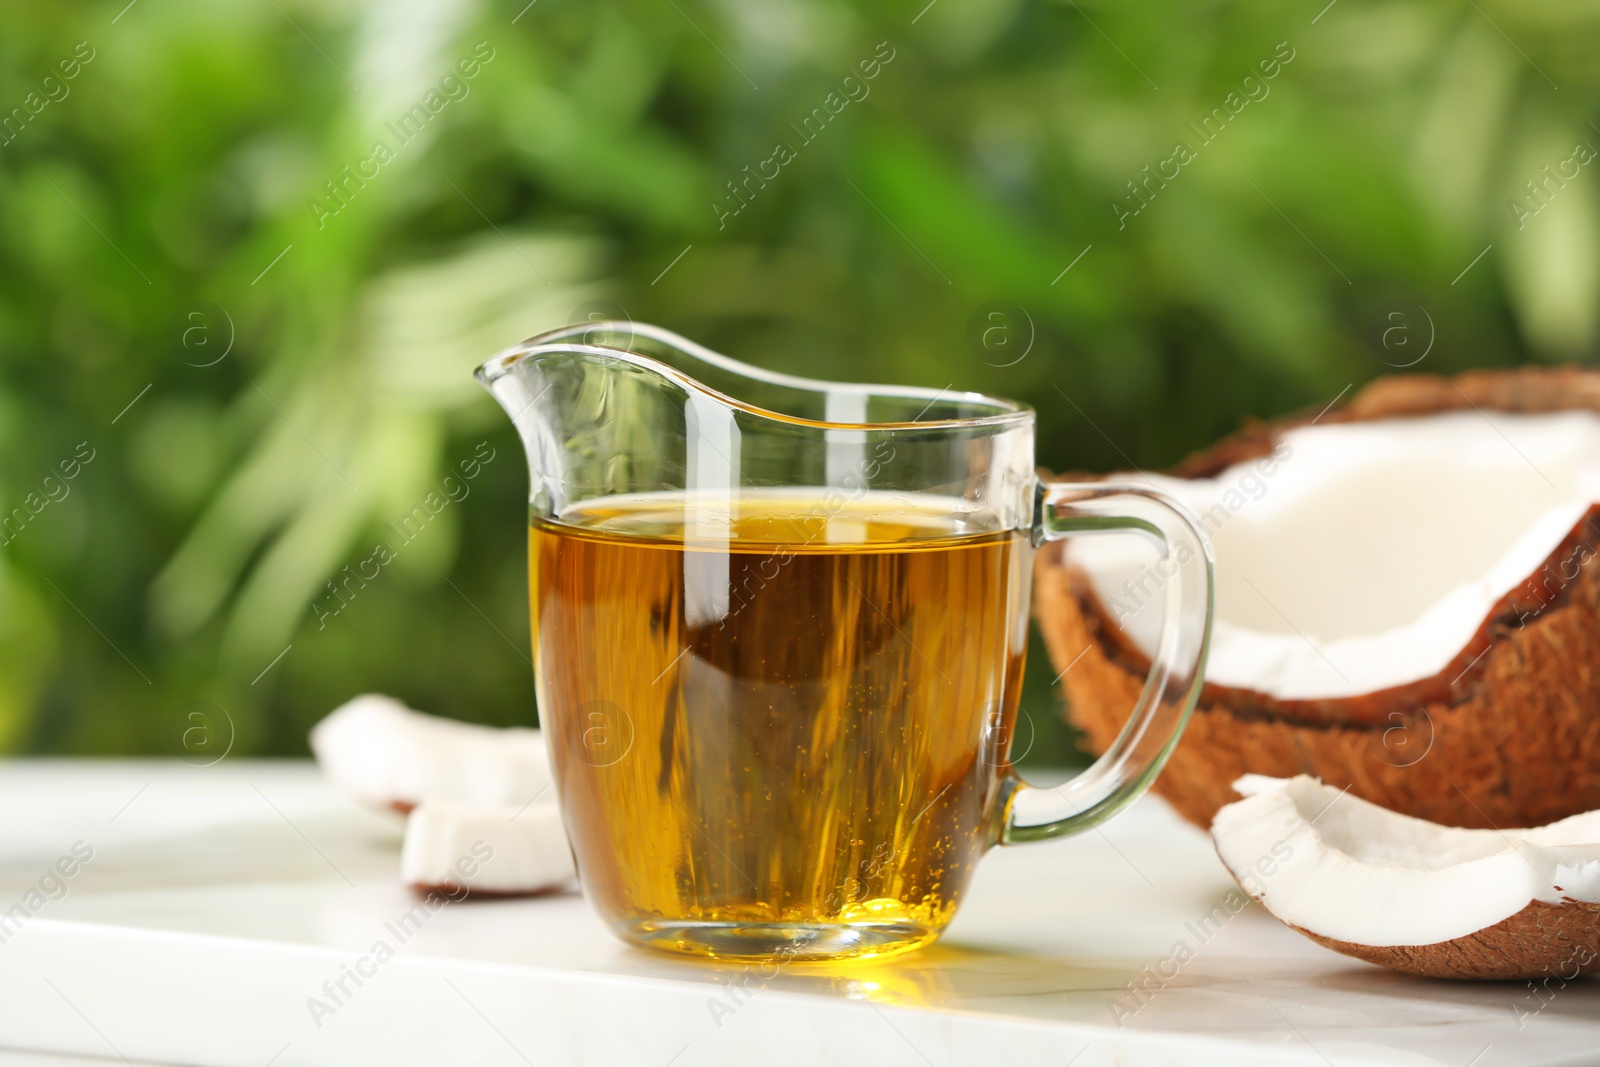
left=1002, top=481, right=1214, bottom=843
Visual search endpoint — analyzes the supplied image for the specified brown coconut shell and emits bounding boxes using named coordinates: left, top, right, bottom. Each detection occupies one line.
left=1291, top=902, right=1600, bottom=981
left=1217, top=835, right=1600, bottom=980
left=1036, top=366, right=1600, bottom=830
left=406, top=881, right=568, bottom=900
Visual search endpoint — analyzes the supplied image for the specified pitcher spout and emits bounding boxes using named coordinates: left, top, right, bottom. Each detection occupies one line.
left=474, top=321, right=1034, bottom=527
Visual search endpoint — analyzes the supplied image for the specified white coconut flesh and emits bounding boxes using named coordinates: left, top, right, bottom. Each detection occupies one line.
left=1068, top=410, right=1600, bottom=700
left=1213, top=775, right=1600, bottom=947
left=310, top=694, right=555, bottom=812
left=401, top=797, right=575, bottom=894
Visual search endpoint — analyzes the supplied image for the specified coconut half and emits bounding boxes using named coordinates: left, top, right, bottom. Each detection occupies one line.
left=1036, top=367, right=1600, bottom=829
left=309, top=694, right=554, bottom=814
left=1212, top=775, right=1600, bottom=980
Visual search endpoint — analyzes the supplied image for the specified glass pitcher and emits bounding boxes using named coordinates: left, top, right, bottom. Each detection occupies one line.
left=477, top=322, right=1212, bottom=961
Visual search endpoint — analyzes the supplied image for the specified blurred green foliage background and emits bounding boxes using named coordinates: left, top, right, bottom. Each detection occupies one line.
left=0, top=0, right=1589, bottom=762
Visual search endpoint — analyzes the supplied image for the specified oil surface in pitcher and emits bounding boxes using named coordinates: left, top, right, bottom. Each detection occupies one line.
left=529, top=490, right=1030, bottom=960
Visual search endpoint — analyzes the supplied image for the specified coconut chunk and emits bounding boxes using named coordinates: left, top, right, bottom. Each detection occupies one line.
left=401, top=797, right=575, bottom=896
left=1069, top=409, right=1600, bottom=701
left=310, top=694, right=554, bottom=813
left=1213, top=775, right=1600, bottom=978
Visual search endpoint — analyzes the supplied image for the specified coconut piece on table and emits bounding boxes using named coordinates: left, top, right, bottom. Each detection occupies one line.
left=1211, top=774, right=1600, bottom=980
left=402, top=797, right=575, bottom=896
left=1035, top=366, right=1600, bottom=831
left=310, top=694, right=553, bottom=813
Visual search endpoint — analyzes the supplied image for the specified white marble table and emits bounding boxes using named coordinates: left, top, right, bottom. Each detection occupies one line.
left=0, top=761, right=1593, bottom=1066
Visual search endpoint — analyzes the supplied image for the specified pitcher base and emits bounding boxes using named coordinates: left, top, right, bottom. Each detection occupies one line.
left=620, top=919, right=941, bottom=962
